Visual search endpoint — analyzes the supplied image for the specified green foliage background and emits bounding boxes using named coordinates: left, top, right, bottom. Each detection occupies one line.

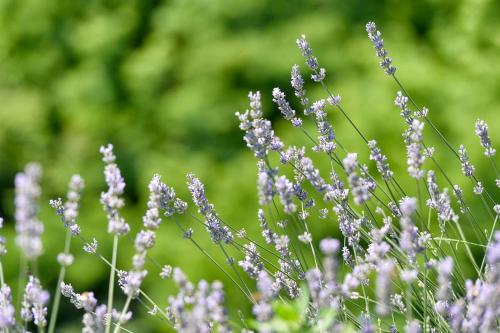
left=0, top=0, right=498, bottom=331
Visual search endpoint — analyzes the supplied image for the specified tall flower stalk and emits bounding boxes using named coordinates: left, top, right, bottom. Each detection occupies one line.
left=47, top=175, right=84, bottom=333
left=99, top=144, right=129, bottom=333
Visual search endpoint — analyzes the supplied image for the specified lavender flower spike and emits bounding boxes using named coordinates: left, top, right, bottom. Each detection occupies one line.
left=368, top=140, right=393, bottom=181
left=475, top=119, right=496, bottom=157
left=296, top=34, right=326, bottom=82
left=50, top=174, right=85, bottom=236
left=291, top=64, right=308, bottom=106
left=343, top=153, right=371, bottom=205
left=15, top=162, right=44, bottom=260
left=458, top=145, right=475, bottom=178
left=405, top=119, right=426, bottom=179
left=21, top=275, right=49, bottom=328
left=236, top=91, right=284, bottom=158
left=272, top=88, right=295, bottom=120
left=0, top=285, right=15, bottom=329
left=100, top=144, right=130, bottom=235
left=366, top=21, right=396, bottom=75
left=187, top=174, right=233, bottom=244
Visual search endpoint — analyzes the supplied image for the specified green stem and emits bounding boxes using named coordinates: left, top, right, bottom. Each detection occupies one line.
left=0, top=261, right=4, bottom=287
left=112, top=295, right=132, bottom=333
left=480, top=215, right=498, bottom=273
left=16, top=256, right=27, bottom=311
left=105, top=235, right=119, bottom=333
left=454, top=222, right=481, bottom=277
left=47, top=230, right=72, bottom=333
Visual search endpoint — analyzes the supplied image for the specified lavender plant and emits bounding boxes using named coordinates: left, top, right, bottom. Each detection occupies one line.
left=0, top=20, right=498, bottom=333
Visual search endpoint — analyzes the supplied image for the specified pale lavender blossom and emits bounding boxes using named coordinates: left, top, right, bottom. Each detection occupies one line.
left=160, top=265, right=173, bottom=279
left=343, top=153, right=371, bottom=205
left=291, top=64, right=308, bottom=106
left=296, top=34, right=326, bottom=82
left=257, top=209, right=276, bottom=245
left=376, top=260, right=394, bottom=315
left=15, top=162, right=44, bottom=260
left=118, top=270, right=148, bottom=298
left=394, top=91, right=412, bottom=124
left=399, top=197, right=423, bottom=263
left=272, top=87, right=299, bottom=123
left=187, top=174, right=233, bottom=244
left=253, top=271, right=275, bottom=322
left=167, top=268, right=230, bottom=332
left=238, top=243, right=263, bottom=279
left=458, top=145, right=475, bottom=178
left=275, top=175, right=296, bottom=214
left=287, top=147, right=328, bottom=192
left=426, top=171, right=458, bottom=230
left=319, top=238, right=340, bottom=256
left=143, top=174, right=183, bottom=228
left=405, top=321, right=421, bottom=333
left=257, top=161, right=276, bottom=206
left=368, top=140, right=393, bottom=180
left=21, top=275, right=49, bottom=328
left=57, top=253, right=74, bottom=267
left=308, top=99, right=336, bottom=153
left=298, top=231, right=312, bottom=244
left=61, top=284, right=106, bottom=333
left=391, top=293, right=406, bottom=313
left=405, top=119, right=426, bottom=179
left=475, top=119, right=496, bottom=156
left=236, top=91, right=284, bottom=158
left=366, top=21, right=396, bottom=75
left=50, top=174, right=85, bottom=236
left=473, top=182, right=484, bottom=195
left=436, top=257, right=453, bottom=301
left=100, top=144, right=129, bottom=235
left=0, top=285, right=15, bottom=329
left=83, top=238, right=98, bottom=254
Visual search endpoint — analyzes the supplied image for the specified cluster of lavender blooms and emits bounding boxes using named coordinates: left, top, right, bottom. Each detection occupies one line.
left=118, top=174, right=186, bottom=299
left=0, top=20, right=499, bottom=333
left=230, top=22, right=500, bottom=333
left=166, top=267, right=230, bottom=333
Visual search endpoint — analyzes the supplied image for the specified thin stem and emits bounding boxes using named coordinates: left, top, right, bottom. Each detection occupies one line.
left=16, top=256, right=27, bottom=311
left=48, top=229, right=72, bottom=333
left=480, top=215, right=498, bottom=273
left=105, top=235, right=119, bottom=333
left=0, top=261, right=4, bottom=287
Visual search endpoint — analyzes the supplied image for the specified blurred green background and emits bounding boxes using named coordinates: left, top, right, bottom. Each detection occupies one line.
left=0, top=0, right=499, bottom=331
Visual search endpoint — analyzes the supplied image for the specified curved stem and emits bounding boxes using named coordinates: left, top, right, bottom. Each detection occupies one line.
left=105, top=235, right=119, bottom=333
left=47, top=229, right=72, bottom=333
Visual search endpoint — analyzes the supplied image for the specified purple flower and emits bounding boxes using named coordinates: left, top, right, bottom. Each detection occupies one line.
left=376, top=260, right=394, bottom=315
left=368, top=140, right=393, bottom=180
left=15, top=162, right=44, bottom=260
left=0, top=286, right=15, bottom=329
left=291, top=64, right=308, bottom=106
left=236, top=91, right=284, bottom=158
left=100, top=144, right=129, bottom=235
left=187, top=174, right=233, bottom=244
left=475, top=119, right=496, bottom=157
left=238, top=243, right=263, bottom=279
left=366, top=21, right=396, bottom=75
left=458, top=145, right=475, bottom=177
left=275, top=175, right=297, bottom=214
left=272, top=87, right=296, bottom=120
left=21, top=276, right=49, bottom=327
